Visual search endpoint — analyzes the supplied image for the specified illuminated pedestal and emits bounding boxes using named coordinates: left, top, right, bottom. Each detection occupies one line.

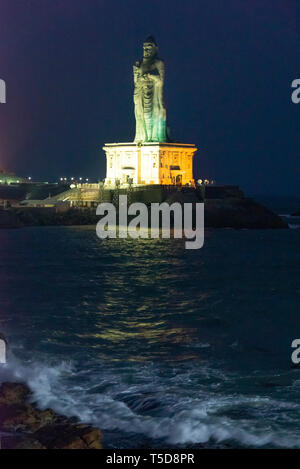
left=103, top=142, right=197, bottom=187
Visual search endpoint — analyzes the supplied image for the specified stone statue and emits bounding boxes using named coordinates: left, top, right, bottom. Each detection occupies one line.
left=133, top=36, right=167, bottom=143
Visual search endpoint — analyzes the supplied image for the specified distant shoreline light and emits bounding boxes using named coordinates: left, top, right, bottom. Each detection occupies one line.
left=57, top=177, right=93, bottom=185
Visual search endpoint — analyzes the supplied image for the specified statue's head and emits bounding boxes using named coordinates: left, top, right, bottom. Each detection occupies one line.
left=143, top=36, right=158, bottom=59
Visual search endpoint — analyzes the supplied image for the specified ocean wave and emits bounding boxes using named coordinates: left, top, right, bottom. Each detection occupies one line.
left=1, top=351, right=300, bottom=448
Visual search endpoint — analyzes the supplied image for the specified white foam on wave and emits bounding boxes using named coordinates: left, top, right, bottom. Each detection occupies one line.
left=1, top=351, right=300, bottom=448
left=0, top=351, right=73, bottom=407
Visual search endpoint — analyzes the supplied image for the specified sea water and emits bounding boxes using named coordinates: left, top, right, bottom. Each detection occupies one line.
left=0, top=206, right=299, bottom=448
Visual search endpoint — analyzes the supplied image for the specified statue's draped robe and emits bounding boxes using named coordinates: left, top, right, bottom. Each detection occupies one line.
left=134, top=60, right=166, bottom=143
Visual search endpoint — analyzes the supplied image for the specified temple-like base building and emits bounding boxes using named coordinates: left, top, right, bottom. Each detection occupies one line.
left=103, top=142, right=197, bottom=188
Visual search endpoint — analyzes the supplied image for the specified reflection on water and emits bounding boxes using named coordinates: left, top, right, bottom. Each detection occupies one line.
left=0, top=227, right=214, bottom=362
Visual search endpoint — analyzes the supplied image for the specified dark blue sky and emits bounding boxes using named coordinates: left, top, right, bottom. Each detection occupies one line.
left=0, top=0, right=299, bottom=195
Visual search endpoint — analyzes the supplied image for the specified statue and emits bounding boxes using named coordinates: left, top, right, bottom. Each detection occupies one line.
left=104, top=36, right=197, bottom=189
left=133, top=36, right=167, bottom=143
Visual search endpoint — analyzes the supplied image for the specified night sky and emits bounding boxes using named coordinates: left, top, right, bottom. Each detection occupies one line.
left=0, top=0, right=299, bottom=196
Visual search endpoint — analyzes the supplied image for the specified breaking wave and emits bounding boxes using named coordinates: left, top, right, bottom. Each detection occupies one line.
left=2, top=350, right=300, bottom=449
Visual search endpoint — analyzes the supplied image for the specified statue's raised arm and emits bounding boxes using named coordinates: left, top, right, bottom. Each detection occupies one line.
left=133, top=36, right=167, bottom=143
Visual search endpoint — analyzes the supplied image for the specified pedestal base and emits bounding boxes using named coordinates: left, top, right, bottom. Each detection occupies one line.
left=103, top=142, right=197, bottom=188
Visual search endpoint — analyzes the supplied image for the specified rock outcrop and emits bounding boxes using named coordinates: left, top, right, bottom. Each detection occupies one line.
left=204, top=197, right=288, bottom=229
left=0, top=210, right=22, bottom=229
left=0, top=186, right=289, bottom=230
left=165, top=191, right=288, bottom=229
left=0, top=382, right=102, bottom=449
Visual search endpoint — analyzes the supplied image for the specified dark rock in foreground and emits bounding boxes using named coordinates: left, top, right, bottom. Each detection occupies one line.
left=0, top=382, right=102, bottom=449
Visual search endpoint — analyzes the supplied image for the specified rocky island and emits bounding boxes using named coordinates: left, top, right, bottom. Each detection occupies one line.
left=0, top=185, right=288, bottom=230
